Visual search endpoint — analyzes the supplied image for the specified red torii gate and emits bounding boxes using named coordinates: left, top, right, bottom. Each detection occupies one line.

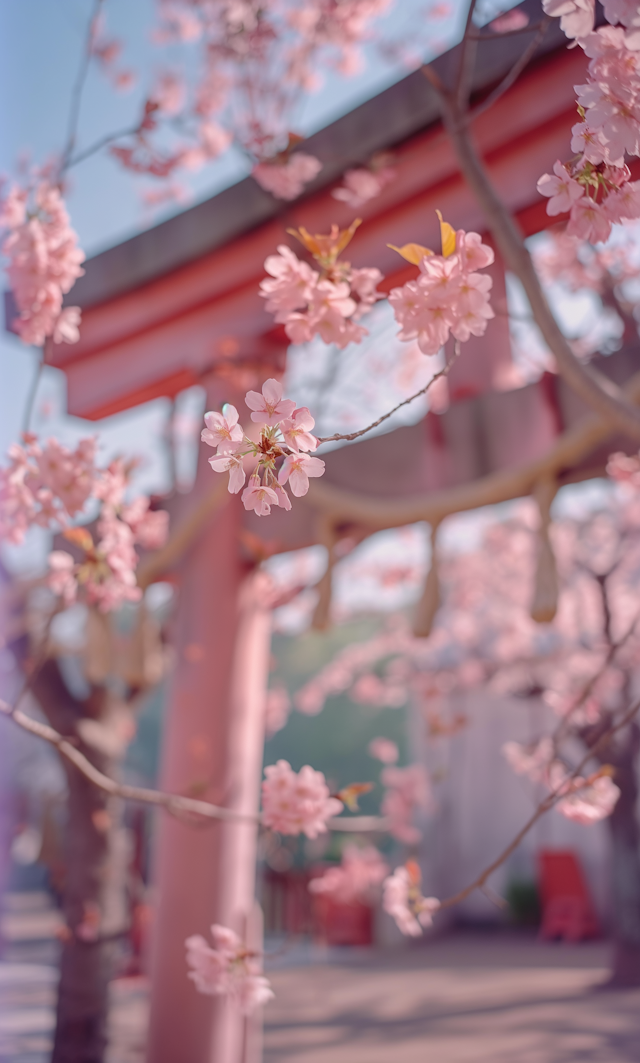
left=40, top=7, right=637, bottom=1062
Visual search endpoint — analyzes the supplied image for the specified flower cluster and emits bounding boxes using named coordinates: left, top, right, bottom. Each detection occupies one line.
left=607, top=450, right=640, bottom=486
left=382, top=861, right=440, bottom=937
left=0, top=435, right=97, bottom=544
left=388, top=214, right=495, bottom=356
left=538, top=1, right=640, bottom=242
left=550, top=765, right=621, bottom=824
left=47, top=459, right=168, bottom=612
left=253, top=152, right=322, bottom=200
left=185, top=924, right=274, bottom=1015
left=260, top=220, right=383, bottom=348
left=261, top=759, right=343, bottom=837
left=0, top=179, right=85, bottom=347
left=201, top=379, right=325, bottom=516
left=533, top=229, right=640, bottom=294
left=332, top=161, right=395, bottom=208
left=308, top=844, right=389, bottom=904
left=380, top=763, right=432, bottom=844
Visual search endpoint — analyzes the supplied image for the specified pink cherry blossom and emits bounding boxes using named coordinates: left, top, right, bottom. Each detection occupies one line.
left=537, top=161, right=584, bottom=216
left=245, top=379, right=296, bottom=426
left=260, top=246, right=319, bottom=316
left=279, top=407, right=319, bottom=452
left=542, top=0, right=595, bottom=38
left=555, top=773, right=621, bottom=824
left=602, top=180, right=640, bottom=221
left=252, top=153, right=322, bottom=200
left=201, top=406, right=244, bottom=453
left=368, top=737, right=399, bottom=764
left=185, top=925, right=274, bottom=1014
left=1, top=179, right=85, bottom=347
left=502, top=737, right=554, bottom=783
left=381, top=764, right=431, bottom=843
left=265, top=684, right=291, bottom=736
left=566, top=197, right=612, bottom=243
left=120, top=496, right=169, bottom=549
left=47, top=550, right=77, bottom=605
left=278, top=453, right=326, bottom=497
left=607, top=450, right=640, bottom=486
left=309, top=844, right=389, bottom=903
left=331, top=166, right=395, bottom=208
left=382, top=865, right=440, bottom=936
left=208, top=451, right=246, bottom=494
left=261, top=760, right=343, bottom=837
left=242, top=478, right=279, bottom=516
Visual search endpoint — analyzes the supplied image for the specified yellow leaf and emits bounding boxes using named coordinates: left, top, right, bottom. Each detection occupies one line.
left=63, top=526, right=94, bottom=553
left=337, top=781, right=374, bottom=812
left=436, top=210, right=456, bottom=257
left=387, top=242, right=432, bottom=265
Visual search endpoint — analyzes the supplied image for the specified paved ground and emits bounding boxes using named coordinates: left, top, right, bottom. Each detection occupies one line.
left=1, top=893, right=639, bottom=1062
left=263, top=936, right=640, bottom=1063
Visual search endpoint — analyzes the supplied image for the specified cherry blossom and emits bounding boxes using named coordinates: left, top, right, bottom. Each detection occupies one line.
left=185, top=924, right=274, bottom=1014
left=542, top=0, right=595, bottom=39
left=278, top=453, right=326, bottom=496
left=607, top=450, right=640, bottom=486
left=260, top=221, right=383, bottom=348
left=388, top=215, right=495, bottom=356
left=203, top=379, right=325, bottom=513
left=0, top=179, right=85, bottom=347
left=201, top=406, right=244, bottom=452
left=265, top=684, right=292, bottom=736
left=245, top=380, right=296, bottom=427
left=382, top=862, right=440, bottom=937
left=552, top=768, right=621, bottom=824
left=502, top=737, right=554, bottom=783
left=381, top=763, right=432, bottom=843
left=47, top=551, right=78, bottom=606
left=332, top=164, right=395, bottom=208
left=536, top=161, right=584, bottom=217
left=309, top=844, right=389, bottom=903
left=253, top=153, right=322, bottom=200
left=368, top=737, right=399, bottom=764
left=261, top=760, right=343, bottom=837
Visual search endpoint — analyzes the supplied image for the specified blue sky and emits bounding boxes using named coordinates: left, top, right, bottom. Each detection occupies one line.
left=0, top=0, right=475, bottom=467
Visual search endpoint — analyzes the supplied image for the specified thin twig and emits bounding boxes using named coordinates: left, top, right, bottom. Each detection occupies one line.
left=438, top=697, right=640, bottom=910
left=61, top=0, right=105, bottom=173
left=66, top=123, right=142, bottom=171
left=315, top=345, right=459, bottom=445
left=22, top=345, right=45, bottom=435
left=462, top=17, right=551, bottom=129
left=455, top=0, right=479, bottom=113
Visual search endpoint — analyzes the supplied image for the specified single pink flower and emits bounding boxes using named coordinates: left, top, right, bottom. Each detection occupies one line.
left=242, top=478, right=279, bottom=516
left=201, top=406, right=244, bottom=453
left=279, top=407, right=318, bottom=452
left=537, top=161, right=584, bottom=216
left=382, top=866, right=440, bottom=937
left=278, top=453, right=325, bottom=497
left=245, top=379, right=296, bottom=426
left=567, top=197, right=612, bottom=243
left=209, top=451, right=246, bottom=493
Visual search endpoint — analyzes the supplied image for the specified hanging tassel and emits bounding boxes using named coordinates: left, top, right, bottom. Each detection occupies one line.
left=83, top=607, right=114, bottom=685
left=413, top=523, right=440, bottom=638
left=311, top=518, right=337, bottom=631
left=119, top=603, right=164, bottom=690
left=530, top=475, right=558, bottom=624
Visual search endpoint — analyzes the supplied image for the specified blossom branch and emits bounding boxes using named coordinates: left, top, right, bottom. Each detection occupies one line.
left=315, top=344, right=459, bottom=445
left=438, top=697, right=640, bottom=910
left=420, top=69, right=640, bottom=441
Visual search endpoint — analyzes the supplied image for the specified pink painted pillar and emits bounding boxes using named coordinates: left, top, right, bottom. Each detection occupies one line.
left=146, top=384, right=271, bottom=1063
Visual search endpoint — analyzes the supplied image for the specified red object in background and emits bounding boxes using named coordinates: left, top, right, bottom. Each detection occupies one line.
left=537, top=850, right=600, bottom=942
left=311, top=894, right=373, bottom=946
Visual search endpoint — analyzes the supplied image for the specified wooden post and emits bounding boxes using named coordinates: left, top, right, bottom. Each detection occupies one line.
left=146, top=389, right=271, bottom=1063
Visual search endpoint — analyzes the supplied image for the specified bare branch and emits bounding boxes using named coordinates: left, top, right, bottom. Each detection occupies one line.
left=464, top=17, right=551, bottom=127
left=66, top=124, right=143, bottom=171
left=455, top=0, right=479, bottom=112
left=438, top=697, right=640, bottom=910
left=316, top=345, right=459, bottom=445
left=61, top=0, right=105, bottom=173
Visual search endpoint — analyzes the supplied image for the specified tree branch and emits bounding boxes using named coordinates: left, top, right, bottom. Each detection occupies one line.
left=438, top=697, right=640, bottom=910
left=463, top=17, right=551, bottom=127
left=61, top=0, right=105, bottom=173
left=315, top=345, right=458, bottom=445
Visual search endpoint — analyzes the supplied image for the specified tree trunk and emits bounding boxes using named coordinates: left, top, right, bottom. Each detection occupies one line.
left=606, top=724, right=640, bottom=987
left=31, top=659, right=128, bottom=1062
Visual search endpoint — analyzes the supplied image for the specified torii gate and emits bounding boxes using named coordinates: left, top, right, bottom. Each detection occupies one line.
left=40, top=4, right=639, bottom=1060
